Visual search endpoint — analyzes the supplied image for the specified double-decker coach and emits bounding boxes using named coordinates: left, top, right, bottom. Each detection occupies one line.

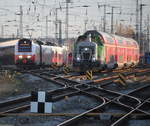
left=73, top=30, right=139, bottom=72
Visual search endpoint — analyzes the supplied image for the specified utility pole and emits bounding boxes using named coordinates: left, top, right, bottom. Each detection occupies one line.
left=84, top=20, right=88, bottom=32
left=140, top=4, right=143, bottom=54
left=65, top=0, right=71, bottom=40
left=106, top=6, right=119, bottom=34
left=46, top=16, right=48, bottom=41
left=111, top=7, right=114, bottom=33
left=139, top=4, right=146, bottom=55
left=136, top=0, right=139, bottom=41
left=19, top=5, right=23, bottom=38
left=103, top=5, right=106, bottom=32
left=58, top=20, right=62, bottom=45
left=1, top=25, right=4, bottom=38
left=17, top=29, right=19, bottom=38
left=147, top=15, right=150, bottom=52
left=55, top=8, right=58, bottom=40
left=98, top=4, right=107, bottom=32
left=84, top=8, right=88, bottom=32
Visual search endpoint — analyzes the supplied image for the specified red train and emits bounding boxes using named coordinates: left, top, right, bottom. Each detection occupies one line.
left=73, top=30, right=139, bottom=71
left=15, top=39, right=68, bottom=67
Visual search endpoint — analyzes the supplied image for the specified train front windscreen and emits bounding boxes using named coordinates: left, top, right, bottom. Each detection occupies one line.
left=18, top=39, right=32, bottom=52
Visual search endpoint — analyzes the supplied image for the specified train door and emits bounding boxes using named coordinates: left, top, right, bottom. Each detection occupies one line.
left=47, top=47, right=52, bottom=65
left=117, top=47, right=120, bottom=66
left=127, top=48, right=132, bottom=65
left=109, top=47, right=115, bottom=65
left=34, top=45, right=40, bottom=65
left=58, top=48, right=63, bottom=66
left=54, top=50, right=57, bottom=65
left=105, top=46, right=109, bottom=64
left=120, top=47, right=124, bottom=66
left=51, top=49, right=55, bottom=65
left=114, top=38, right=118, bottom=64
left=44, top=47, right=49, bottom=65
left=124, top=47, right=127, bottom=65
left=132, top=49, right=134, bottom=63
left=56, top=49, right=62, bottom=66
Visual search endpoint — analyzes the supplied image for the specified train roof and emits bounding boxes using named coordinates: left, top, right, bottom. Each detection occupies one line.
left=0, top=39, right=19, bottom=48
left=84, top=30, right=139, bottom=48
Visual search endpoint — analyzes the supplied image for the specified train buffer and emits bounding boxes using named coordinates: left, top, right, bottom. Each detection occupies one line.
left=113, top=73, right=127, bottom=86
left=86, top=70, right=93, bottom=80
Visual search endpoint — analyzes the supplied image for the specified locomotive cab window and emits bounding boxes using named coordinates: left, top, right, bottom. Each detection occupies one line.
left=79, top=46, right=95, bottom=54
left=18, top=39, right=32, bottom=52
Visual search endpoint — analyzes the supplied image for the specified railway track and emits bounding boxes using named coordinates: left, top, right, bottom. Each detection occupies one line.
left=0, top=66, right=150, bottom=126
left=58, top=84, right=150, bottom=126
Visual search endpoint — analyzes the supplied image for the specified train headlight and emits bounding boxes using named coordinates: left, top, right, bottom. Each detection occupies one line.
left=92, top=57, right=96, bottom=62
left=27, top=55, right=31, bottom=59
left=84, top=48, right=88, bottom=51
left=77, top=57, right=80, bottom=61
left=19, top=55, right=23, bottom=59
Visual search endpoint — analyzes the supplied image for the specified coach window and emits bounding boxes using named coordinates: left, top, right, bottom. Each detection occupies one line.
left=126, top=40, right=131, bottom=46
left=118, top=37, right=123, bottom=44
left=106, top=36, right=114, bottom=43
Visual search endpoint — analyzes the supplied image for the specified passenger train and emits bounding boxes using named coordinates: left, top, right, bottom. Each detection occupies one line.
left=15, top=39, right=68, bottom=67
left=0, top=39, right=19, bottom=65
left=0, top=38, right=68, bottom=67
left=73, top=30, right=139, bottom=72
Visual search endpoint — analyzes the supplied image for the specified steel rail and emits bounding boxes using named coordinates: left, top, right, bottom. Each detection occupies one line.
left=58, top=82, right=150, bottom=126
left=111, top=98, right=150, bottom=126
left=116, top=95, right=141, bottom=109
left=0, top=66, right=150, bottom=125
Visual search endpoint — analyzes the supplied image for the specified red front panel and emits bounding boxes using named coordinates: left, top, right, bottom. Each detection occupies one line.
left=15, top=55, right=35, bottom=64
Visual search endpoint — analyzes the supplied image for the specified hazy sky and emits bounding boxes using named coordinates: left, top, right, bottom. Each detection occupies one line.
left=0, top=0, right=150, bottom=38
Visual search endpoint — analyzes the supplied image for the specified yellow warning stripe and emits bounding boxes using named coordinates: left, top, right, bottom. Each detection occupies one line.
left=118, top=73, right=126, bottom=84
left=86, top=70, right=93, bottom=80
left=118, top=79, right=126, bottom=86
left=63, top=66, right=70, bottom=74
